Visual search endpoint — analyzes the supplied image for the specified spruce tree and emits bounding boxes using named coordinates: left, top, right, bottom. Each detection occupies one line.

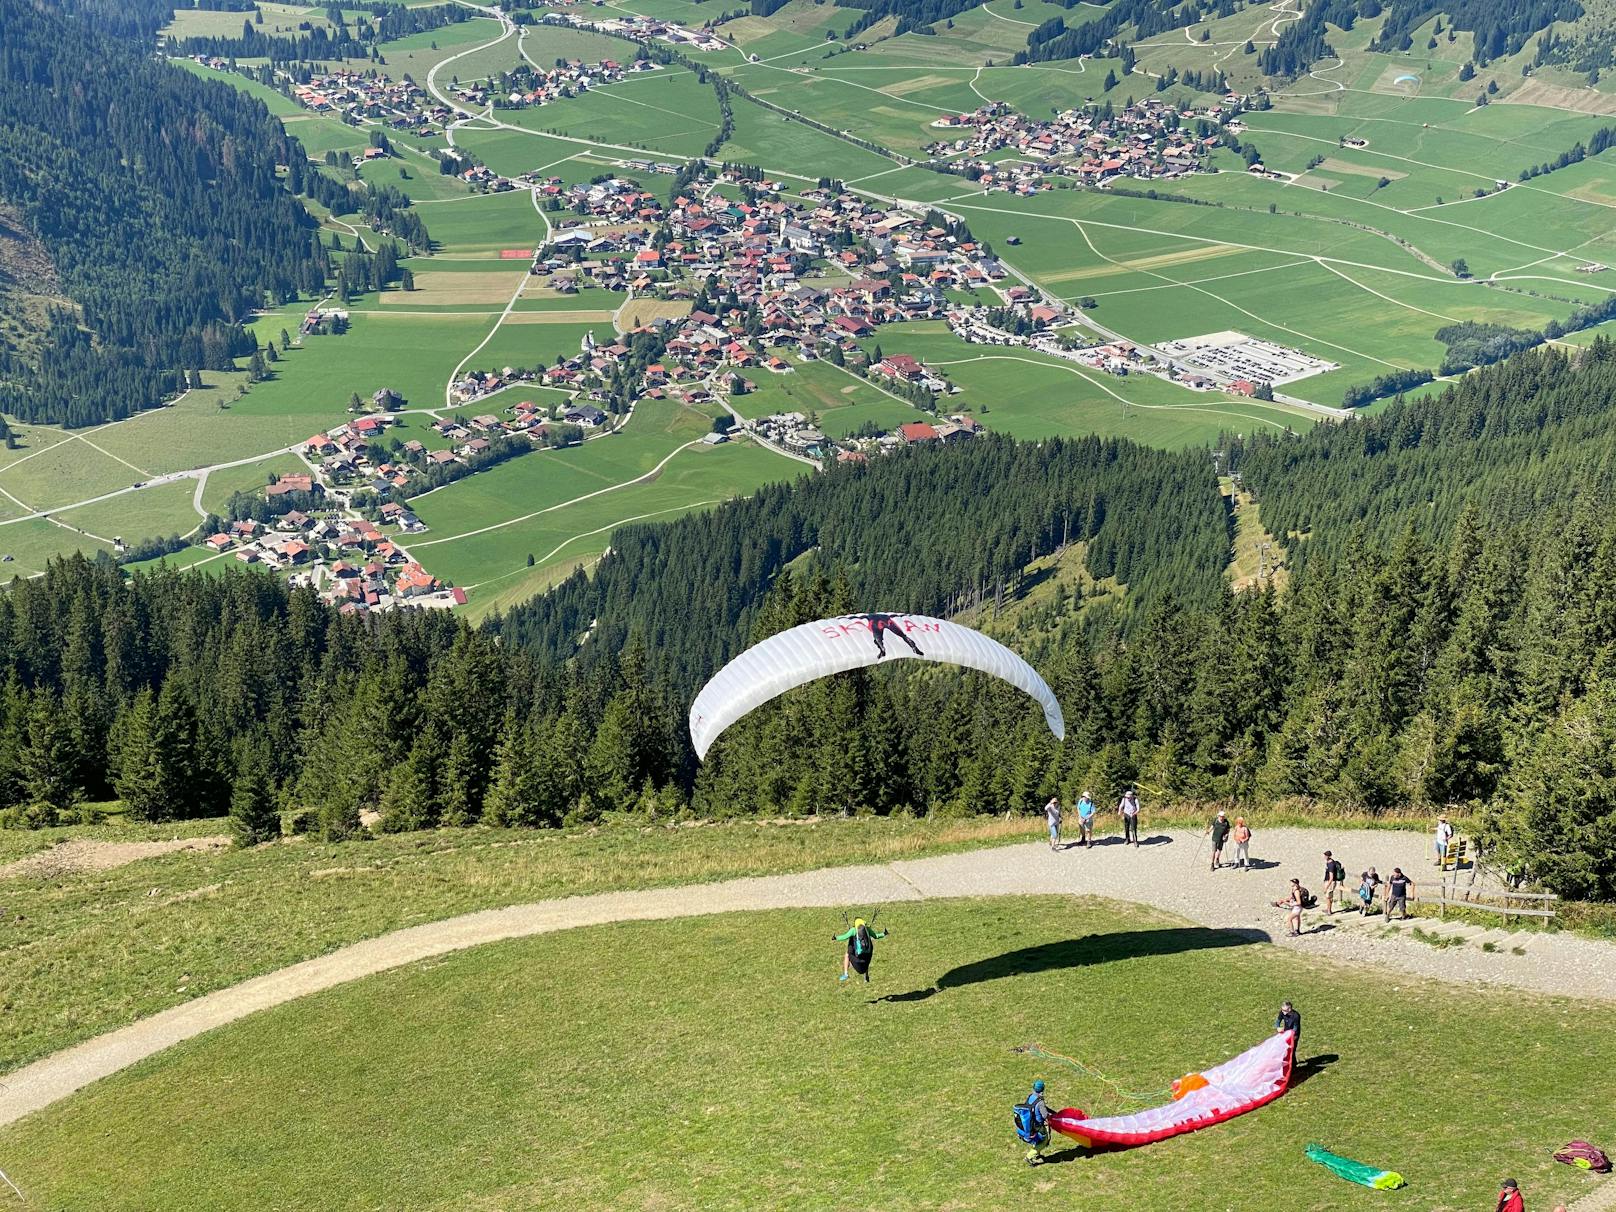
left=379, top=734, right=440, bottom=832
left=22, top=692, right=81, bottom=818
left=230, top=741, right=281, bottom=847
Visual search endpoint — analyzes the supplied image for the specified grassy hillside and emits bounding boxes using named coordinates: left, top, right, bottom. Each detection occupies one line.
left=3, top=896, right=1610, bottom=1209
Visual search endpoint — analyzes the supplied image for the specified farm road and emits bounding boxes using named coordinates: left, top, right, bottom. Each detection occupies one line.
left=2, top=826, right=1612, bottom=1129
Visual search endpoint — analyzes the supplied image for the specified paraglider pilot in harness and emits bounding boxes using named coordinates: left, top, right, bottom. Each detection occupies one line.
left=1014, top=1079, right=1052, bottom=1164
left=845, top=613, right=923, bottom=660
left=836, top=918, right=889, bottom=983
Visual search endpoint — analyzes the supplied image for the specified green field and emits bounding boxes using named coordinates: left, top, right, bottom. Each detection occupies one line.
left=418, top=188, right=550, bottom=256
left=862, top=325, right=1318, bottom=443
left=728, top=356, right=917, bottom=424
left=3, top=895, right=1609, bottom=1209
left=0, top=519, right=115, bottom=578
left=505, top=68, right=725, bottom=159
left=719, top=93, right=898, bottom=183
left=408, top=396, right=803, bottom=594
left=56, top=480, right=201, bottom=547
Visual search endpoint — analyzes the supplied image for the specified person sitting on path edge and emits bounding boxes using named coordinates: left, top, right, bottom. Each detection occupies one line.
left=1118, top=787, right=1140, bottom=846
left=1208, top=809, right=1231, bottom=870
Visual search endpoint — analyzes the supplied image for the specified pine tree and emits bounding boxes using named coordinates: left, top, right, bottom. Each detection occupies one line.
left=439, top=730, right=480, bottom=826
left=22, top=691, right=81, bottom=818
left=230, top=741, right=281, bottom=847
left=116, top=687, right=191, bottom=822
left=584, top=694, right=639, bottom=813
left=379, top=734, right=441, bottom=832
left=1494, top=678, right=1616, bottom=900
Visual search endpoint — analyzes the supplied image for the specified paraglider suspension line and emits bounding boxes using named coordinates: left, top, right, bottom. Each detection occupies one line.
left=1013, top=1043, right=1169, bottom=1107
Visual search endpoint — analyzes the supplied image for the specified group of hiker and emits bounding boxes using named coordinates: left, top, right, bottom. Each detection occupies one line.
left=1262, top=840, right=1418, bottom=937
left=1042, top=789, right=1141, bottom=851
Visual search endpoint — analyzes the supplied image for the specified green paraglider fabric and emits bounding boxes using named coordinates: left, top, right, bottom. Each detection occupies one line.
left=1306, top=1143, right=1406, bottom=1190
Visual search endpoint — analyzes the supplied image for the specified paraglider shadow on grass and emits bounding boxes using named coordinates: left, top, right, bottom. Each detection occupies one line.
left=1290, top=1053, right=1339, bottom=1088
left=871, top=927, right=1268, bottom=1004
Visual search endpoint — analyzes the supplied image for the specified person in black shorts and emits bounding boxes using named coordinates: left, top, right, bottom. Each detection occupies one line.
left=1384, top=867, right=1415, bottom=920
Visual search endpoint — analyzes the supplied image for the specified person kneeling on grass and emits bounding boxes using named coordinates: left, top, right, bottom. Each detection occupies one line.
left=1013, top=1079, right=1052, bottom=1165
left=835, top=918, right=888, bottom=983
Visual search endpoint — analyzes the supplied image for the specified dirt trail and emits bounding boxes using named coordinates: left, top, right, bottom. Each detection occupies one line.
left=0, top=836, right=228, bottom=882
left=1, top=827, right=1612, bottom=1130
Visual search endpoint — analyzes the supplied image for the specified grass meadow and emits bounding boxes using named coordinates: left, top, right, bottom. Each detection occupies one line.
left=407, top=395, right=803, bottom=593
left=2, top=895, right=1610, bottom=1210
left=0, top=817, right=1045, bottom=1073
left=863, top=325, right=1318, bottom=442
left=505, top=69, right=725, bottom=159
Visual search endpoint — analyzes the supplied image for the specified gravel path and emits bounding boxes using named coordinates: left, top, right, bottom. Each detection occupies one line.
left=2, top=826, right=1612, bottom=1130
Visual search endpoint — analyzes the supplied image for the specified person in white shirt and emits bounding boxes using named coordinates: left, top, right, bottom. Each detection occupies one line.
left=1434, top=815, right=1454, bottom=866
left=1118, top=788, right=1140, bottom=846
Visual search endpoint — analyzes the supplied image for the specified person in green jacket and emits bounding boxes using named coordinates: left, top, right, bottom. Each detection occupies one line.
left=836, top=918, right=889, bottom=983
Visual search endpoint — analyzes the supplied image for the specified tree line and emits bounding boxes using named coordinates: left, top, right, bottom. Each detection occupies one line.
left=164, top=1, right=471, bottom=64
left=9, top=338, right=1616, bottom=897
left=491, top=434, right=1233, bottom=699
left=0, top=558, right=685, bottom=843
left=1368, top=0, right=1580, bottom=64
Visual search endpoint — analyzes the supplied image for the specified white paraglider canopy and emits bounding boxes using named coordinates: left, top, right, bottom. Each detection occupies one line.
left=688, top=613, right=1065, bottom=760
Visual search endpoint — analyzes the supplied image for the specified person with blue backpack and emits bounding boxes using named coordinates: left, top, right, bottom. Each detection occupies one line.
left=1014, top=1079, right=1052, bottom=1164
left=835, top=918, right=888, bottom=983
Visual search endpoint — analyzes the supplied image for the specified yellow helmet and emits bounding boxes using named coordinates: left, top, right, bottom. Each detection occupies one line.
left=854, top=918, right=866, bottom=928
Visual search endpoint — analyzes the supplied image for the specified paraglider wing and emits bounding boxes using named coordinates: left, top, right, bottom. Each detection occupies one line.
left=1049, top=1030, right=1295, bottom=1149
left=1305, top=1143, right=1406, bottom=1189
left=688, top=613, right=1065, bottom=760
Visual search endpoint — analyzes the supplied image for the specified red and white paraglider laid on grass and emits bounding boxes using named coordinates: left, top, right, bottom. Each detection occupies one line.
left=1050, top=1030, right=1296, bottom=1149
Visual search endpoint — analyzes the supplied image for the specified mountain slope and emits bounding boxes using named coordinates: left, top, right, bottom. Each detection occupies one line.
left=0, top=0, right=327, bottom=426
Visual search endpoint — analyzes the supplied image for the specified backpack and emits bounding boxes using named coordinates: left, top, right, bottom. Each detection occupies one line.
left=852, top=927, right=872, bottom=958
left=1329, top=860, right=1346, bottom=882
left=1555, top=1141, right=1612, bottom=1173
left=1300, top=887, right=1318, bottom=909
left=1012, top=1102, right=1045, bottom=1144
